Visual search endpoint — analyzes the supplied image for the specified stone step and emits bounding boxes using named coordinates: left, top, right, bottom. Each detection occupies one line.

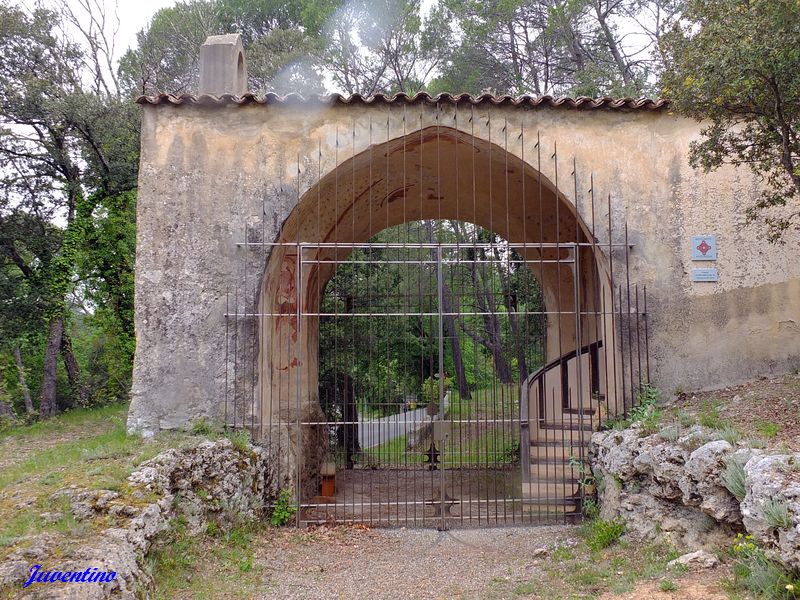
left=522, top=481, right=581, bottom=499
left=534, top=425, right=594, bottom=443
left=529, top=443, right=590, bottom=462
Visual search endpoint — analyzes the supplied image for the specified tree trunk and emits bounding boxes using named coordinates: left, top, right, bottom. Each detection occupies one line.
left=464, top=250, right=514, bottom=385
left=441, top=280, right=471, bottom=399
left=494, top=248, right=529, bottom=382
left=0, top=395, right=15, bottom=420
left=594, top=2, right=634, bottom=89
left=13, top=344, right=34, bottom=416
left=60, top=332, right=87, bottom=404
left=40, top=317, right=63, bottom=418
left=427, top=222, right=470, bottom=399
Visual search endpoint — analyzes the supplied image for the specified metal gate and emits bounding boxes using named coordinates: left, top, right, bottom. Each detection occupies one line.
left=223, top=121, right=650, bottom=530
left=225, top=227, right=648, bottom=529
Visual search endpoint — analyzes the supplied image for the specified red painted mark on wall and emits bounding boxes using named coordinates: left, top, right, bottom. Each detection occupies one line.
left=274, top=253, right=302, bottom=370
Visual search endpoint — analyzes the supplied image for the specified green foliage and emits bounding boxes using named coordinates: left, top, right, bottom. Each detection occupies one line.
left=120, top=0, right=321, bottom=96
left=698, top=399, right=723, bottom=429
left=722, top=456, right=748, bottom=502
left=581, top=517, right=626, bottom=552
left=628, top=384, right=662, bottom=435
left=269, top=488, right=297, bottom=527
left=730, top=533, right=800, bottom=599
left=191, top=418, right=217, bottom=436
left=659, top=579, right=678, bottom=592
left=763, top=499, right=793, bottom=530
left=437, top=0, right=657, bottom=97
left=716, top=424, right=741, bottom=445
left=659, top=424, right=680, bottom=442
left=660, top=0, right=800, bottom=240
left=756, top=421, right=780, bottom=440
left=225, top=429, right=252, bottom=453
left=582, top=497, right=600, bottom=521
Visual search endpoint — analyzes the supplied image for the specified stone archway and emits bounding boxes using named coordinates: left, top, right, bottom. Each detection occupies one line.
left=258, top=125, right=616, bottom=497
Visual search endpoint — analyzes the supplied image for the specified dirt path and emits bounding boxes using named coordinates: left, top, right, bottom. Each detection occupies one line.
left=243, top=526, right=730, bottom=600
left=254, top=525, right=576, bottom=600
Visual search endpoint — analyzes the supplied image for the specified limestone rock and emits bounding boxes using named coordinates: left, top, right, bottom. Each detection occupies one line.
left=667, top=550, right=720, bottom=569
left=1, top=437, right=276, bottom=599
left=741, top=453, right=800, bottom=570
left=679, top=440, right=740, bottom=523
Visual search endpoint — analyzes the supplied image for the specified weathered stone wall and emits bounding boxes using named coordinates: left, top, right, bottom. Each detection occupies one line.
left=592, top=424, right=800, bottom=569
left=0, top=438, right=278, bottom=599
left=128, top=97, right=800, bottom=439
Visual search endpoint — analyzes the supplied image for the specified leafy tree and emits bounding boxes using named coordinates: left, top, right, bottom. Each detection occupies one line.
left=660, top=0, right=800, bottom=240
left=435, top=0, right=668, bottom=97
left=318, top=0, right=451, bottom=95
left=120, top=0, right=323, bottom=95
left=0, top=1, right=139, bottom=417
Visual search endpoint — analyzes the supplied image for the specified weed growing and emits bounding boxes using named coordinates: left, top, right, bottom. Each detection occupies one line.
left=270, top=488, right=297, bottom=526
left=721, top=456, right=747, bottom=501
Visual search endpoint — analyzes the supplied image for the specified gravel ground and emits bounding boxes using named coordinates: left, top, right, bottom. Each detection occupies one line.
left=255, top=525, right=578, bottom=599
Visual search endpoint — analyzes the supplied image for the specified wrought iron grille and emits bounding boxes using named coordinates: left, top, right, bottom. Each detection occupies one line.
left=222, top=112, right=650, bottom=529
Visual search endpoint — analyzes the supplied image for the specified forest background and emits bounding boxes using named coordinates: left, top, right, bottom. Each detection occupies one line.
left=0, top=0, right=797, bottom=421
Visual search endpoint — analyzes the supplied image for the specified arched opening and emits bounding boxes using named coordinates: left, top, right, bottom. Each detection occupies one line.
left=255, top=126, right=619, bottom=525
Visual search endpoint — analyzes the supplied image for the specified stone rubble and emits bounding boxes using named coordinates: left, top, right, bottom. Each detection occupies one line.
left=0, top=438, right=276, bottom=599
left=592, top=423, right=799, bottom=571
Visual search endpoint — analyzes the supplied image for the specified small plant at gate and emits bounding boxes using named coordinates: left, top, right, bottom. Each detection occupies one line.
left=629, top=385, right=661, bottom=435
left=581, top=517, right=625, bottom=552
left=569, top=455, right=596, bottom=495
left=582, top=497, right=600, bottom=520
left=270, top=488, right=296, bottom=526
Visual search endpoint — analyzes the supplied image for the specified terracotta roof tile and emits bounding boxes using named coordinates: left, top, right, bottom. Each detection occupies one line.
left=135, top=91, right=670, bottom=111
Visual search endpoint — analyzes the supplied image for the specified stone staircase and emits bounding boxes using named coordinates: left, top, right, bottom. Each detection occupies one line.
left=521, top=341, right=609, bottom=521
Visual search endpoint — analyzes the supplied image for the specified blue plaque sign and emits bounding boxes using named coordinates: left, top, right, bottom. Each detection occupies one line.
left=691, top=268, right=719, bottom=282
left=691, top=235, right=717, bottom=260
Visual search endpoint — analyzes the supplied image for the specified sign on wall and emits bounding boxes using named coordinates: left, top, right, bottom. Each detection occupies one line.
left=691, top=267, right=719, bottom=282
left=691, top=235, right=717, bottom=261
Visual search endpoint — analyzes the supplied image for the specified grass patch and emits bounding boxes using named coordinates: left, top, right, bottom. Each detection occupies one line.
left=698, top=398, right=723, bottom=429
left=730, top=534, right=800, bottom=599
left=755, top=420, right=780, bottom=440
left=0, top=403, right=127, bottom=443
left=0, top=403, right=206, bottom=550
left=763, top=499, right=793, bottom=529
left=659, top=579, right=678, bottom=592
left=361, top=384, right=520, bottom=467
left=716, top=424, right=741, bottom=445
left=581, top=517, right=626, bottom=552
left=149, top=520, right=267, bottom=600
left=722, top=456, right=747, bottom=501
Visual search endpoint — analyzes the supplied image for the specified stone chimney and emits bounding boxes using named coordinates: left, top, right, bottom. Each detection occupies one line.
left=198, top=34, right=248, bottom=96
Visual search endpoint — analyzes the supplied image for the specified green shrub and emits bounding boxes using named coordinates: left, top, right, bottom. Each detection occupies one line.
left=722, top=456, right=747, bottom=501
left=659, top=424, right=680, bottom=442
left=698, top=399, right=722, bottom=429
left=225, top=429, right=252, bottom=453
left=582, top=497, right=600, bottom=520
left=659, top=579, right=678, bottom=592
left=191, top=417, right=216, bottom=436
left=716, top=424, right=740, bottom=445
left=763, top=499, right=793, bottom=530
left=731, top=534, right=800, bottom=599
left=269, top=488, right=297, bottom=527
left=756, top=420, right=780, bottom=440
left=629, top=385, right=662, bottom=435
left=582, top=517, right=625, bottom=552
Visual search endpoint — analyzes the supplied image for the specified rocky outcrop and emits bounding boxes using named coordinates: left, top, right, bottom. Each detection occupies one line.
left=0, top=438, right=276, bottom=599
left=741, top=454, right=800, bottom=570
left=592, top=423, right=800, bottom=571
